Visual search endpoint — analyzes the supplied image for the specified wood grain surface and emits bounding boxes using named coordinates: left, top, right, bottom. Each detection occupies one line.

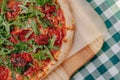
left=44, top=36, right=103, bottom=80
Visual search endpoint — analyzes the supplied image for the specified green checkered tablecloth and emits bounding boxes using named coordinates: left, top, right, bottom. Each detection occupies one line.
left=71, top=0, right=120, bottom=80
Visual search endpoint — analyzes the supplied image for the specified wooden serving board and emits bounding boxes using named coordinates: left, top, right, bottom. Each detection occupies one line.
left=44, top=36, right=103, bottom=80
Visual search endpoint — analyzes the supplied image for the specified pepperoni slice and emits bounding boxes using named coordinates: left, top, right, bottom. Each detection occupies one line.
left=0, top=66, right=9, bottom=80
left=48, top=28, right=63, bottom=46
left=34, top=34, right=49, bottom=45
left=6, top=1, right=21, bottom=21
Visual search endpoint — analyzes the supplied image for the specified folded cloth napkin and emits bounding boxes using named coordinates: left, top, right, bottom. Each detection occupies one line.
left=71, top=0, right=120, bottom=80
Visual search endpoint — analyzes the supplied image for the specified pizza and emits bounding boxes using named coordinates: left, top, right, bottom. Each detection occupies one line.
left=0, top=0, right=74, bottom=80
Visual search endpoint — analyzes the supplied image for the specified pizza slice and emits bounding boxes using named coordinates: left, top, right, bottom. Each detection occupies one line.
left=0, top=0, right=74, bottom=80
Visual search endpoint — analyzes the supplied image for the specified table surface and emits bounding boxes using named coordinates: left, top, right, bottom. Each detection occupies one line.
left=71, top=0, right=120, bottom=80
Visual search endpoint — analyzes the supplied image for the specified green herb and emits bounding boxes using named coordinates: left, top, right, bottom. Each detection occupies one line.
left=58, top=22, right=62, bottom=27
left=0, top=16, right=3, bottom=24
left=0, top=39, right=4, bottom=45
left=1, top=0, right=8, bottom=16
left=48, top=35, right=60, bottom=50
left=15, top=67, right=25, bottom=74
left=35, top=0, right=51, bottom=6
left=25, top=76, right=29, bottom=80
left=19, top=4, right=28, bottom=11
left=3, top=20, right=10, bottom=34
left=12, top=72, right=16, bottom=80
left=12, top=42, right=32, bottom=53
left=34, top=9, right=45, bottom=17
left=31, top=20, right=39, bottom=35
left=32, top=46, right=54, bottom=60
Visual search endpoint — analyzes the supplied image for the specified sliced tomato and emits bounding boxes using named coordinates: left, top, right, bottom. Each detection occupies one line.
left=48, top=28, right=63, bottom=46
left=10, top=28, right=22, bottom=35
left=18, top=30, right=34, bottom=42
left=22, top=52, right=33, bottom=63
left=34, top=34, right=49, bottom=45
left=11, top=53, right=33, bottom=67
left=0, top=66, right=9, bottom=80
left=18, top=30, right=29, bottom=42
left=44, top=4, right=56, bottom=13
left=6, top=1, right=21, bottom=21
left=11, top=54, right=27, bottom=67
left=8, top=35, right=18, bottom=44
left=45, top=13, right=52, bottom=20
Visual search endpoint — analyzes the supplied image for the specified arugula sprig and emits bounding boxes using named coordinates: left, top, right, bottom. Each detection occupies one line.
left=35, top=0, right=51, bottom=6
left=30, top=20, right=39, bottom=35
left=48, top=35, right=60, bottom=50
left=1, top=0, right=8, bottom=16
left=32, top=46, right=54, bottom=60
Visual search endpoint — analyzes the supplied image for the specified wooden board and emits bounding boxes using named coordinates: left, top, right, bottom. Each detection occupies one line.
left=44, top=36, right=103, bottom=80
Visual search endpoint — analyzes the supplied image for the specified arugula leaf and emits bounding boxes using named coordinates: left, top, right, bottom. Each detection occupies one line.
left=48, top=35, right=60, bottom=50
left=24, top=76, right=29, bottom=80
left=19, top=4, right=28, bottom=11
left=1, top=0, right=8, bottom=16
left=11, top=72, right=16, bottom=80
left=0, top=59, right=4, bottom=66
left=0, top=35, right=13, bottom=45
left=15, top=67, right=25, bottom=74
left=0, top=39, right=4, bottom=45
left=35, top=0, right=51, bottom=6
left=3, top=21, right=10, bottom=35
left=12, top=42, right=32, bottom=53
left=32, top=46, right=54, bottom=60
left=0, top=15, right=3, bottom=24
left=31, top=20, right=39, bottom=35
